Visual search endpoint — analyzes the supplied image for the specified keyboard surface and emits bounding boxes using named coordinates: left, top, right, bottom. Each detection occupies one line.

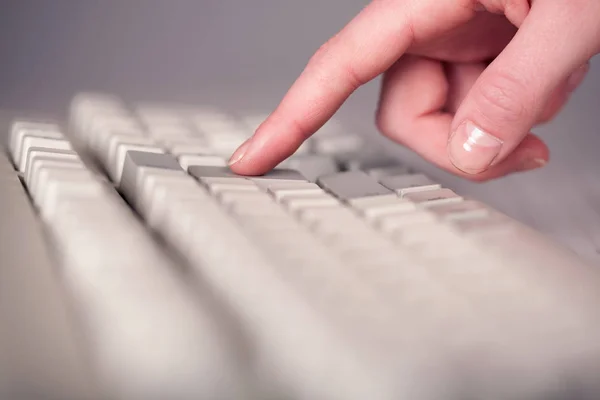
left=2, top=92, right=600, bottom=400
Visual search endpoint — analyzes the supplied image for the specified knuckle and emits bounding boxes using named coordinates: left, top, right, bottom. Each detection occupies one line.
left=474, top=72, right=533, bottom=124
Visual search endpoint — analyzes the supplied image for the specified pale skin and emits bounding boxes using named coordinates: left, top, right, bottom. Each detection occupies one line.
left=229, top=0, right=600, bottom=181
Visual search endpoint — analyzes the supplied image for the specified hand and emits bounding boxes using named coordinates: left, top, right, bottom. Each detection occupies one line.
left=228, top=0, right=599, bottom=181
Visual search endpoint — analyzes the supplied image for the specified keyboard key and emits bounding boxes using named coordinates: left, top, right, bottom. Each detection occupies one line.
left=178, top=154, right=227, bottom=170
left=282, top=195, right=340, bottom=212
left=119, top=151, right=183, bottom=208
left=428, top=200, right=489, bottom=221
left=280, top=154, right=339, bottom=182
left=28, top=159, right=87, bottom=201
left=15, top=136, right=72, bottom=173
left=379, top=174, right=441, bottom=197
left=34, top=170, right=108, bottom=221
left=9, top=121, right=62, bottom=163
left=338, top=152, right=400, bottom=172
left=267, top=183, right=325, bottom=201
left=351, top=195, right=417, bottom=220
left=23, top=148, right=81, bottom=187
left=365, top=165, right=412, bottom=179
left=188, top=165, right=241, bottom=181
left=376, top=211, right=437, bottom=234
left=250, top=168, right=307, bottom=186
left=403, top=189, right=463, bottom=207
left=317, top=171, right=393, bottom=202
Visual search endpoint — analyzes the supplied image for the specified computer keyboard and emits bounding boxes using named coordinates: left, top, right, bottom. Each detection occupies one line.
left=2, top=92, right=600, bottom=400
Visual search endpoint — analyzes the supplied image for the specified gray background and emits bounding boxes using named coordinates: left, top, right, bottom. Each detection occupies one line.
left=0, top=1, right=598, bottom=263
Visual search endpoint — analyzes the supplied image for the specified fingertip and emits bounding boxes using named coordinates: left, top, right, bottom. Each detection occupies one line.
left=228, top=138, right=252, bottom=167
left=447, top=133, right=549, bottom=181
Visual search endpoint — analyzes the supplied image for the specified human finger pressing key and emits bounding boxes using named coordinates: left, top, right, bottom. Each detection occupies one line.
left=229, top=0, right=600, bottom=181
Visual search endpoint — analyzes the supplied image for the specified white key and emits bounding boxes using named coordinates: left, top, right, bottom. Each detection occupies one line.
left=208, top=183, right=261, bottom=195
left=348, top=193, right=401, bottom=209
left=100, top=134, right=156, bottom=164
left=298, top=206, right=357, bottom=226
left=217, top=190, right=272, bottom=206
left=145, top=179, right=209, bottom=229
left=404, top=188, right=463, bottom=207
left=228, top=199, right=285, bottom=216
left=428, top=200, right=490, bottom=221
left=379, top=173, right=442, bottom=197
left=111, top=144, right=164, bottom=184
left=24, top=149, right=81, bottom=187
left=28, top=159, right=86, bottom=200
left=351, top=196, right=417, bottom=221
left=136, top=172, right=194, bottom=216
left=10, top=122, right=62, bottom=160
left=10, top=125, right=63, bottom=165
left=17, top=137, right=72, bottom=173
left=36, top=171, right=108, bottom=221
left=283, top=195, right=341, bottom=212
left=269, top=186, right=326, bottom=202
left=377, top=211, right=437, bottom=234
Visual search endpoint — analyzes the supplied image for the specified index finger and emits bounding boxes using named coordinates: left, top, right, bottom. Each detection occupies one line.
left=229, top=0, right=475, bottom=175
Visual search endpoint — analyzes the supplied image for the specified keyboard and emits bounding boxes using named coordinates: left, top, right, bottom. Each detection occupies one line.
left=2, top=92, right=600, bottom=400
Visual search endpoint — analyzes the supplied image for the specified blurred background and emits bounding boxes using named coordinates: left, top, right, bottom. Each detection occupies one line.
left=0, top=0, right=598, bottom=262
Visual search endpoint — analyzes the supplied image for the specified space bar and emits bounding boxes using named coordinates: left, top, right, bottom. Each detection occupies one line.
left=0, top=151, right=99, bottom=400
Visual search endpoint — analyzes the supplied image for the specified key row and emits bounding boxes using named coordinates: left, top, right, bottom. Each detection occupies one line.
left=8, top=122, right=249, bottom=400
left=111, top=149, right=412, bottom=400
left=70, top=93, right=397, bottom=179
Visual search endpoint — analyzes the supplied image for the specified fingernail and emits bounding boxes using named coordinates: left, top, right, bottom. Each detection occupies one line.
left=516, top=157, right=546, bottom=172
left=228, top=138, right=252, bottom=166
left=567, top=63, right=590, bottom=93
left=448, top=121, right=503, bottom=174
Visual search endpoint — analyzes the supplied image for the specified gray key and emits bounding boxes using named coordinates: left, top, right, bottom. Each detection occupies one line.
left=337, top=152, right=400, bottom=172
left=366, top=165, right=412, bottom=179
left=120, top=150, right=182, bottom=207
left=280, top=154, right=339, bottom=182
left=188, top=165, right=242, bottom=180
left=250, top=168, right=306, bottom=182
left=379, top=173, right=441, bottom=197
left=317, top=171, right=393, bottom=202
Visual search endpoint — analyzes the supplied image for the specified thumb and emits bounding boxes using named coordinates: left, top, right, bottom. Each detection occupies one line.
left=447, top=1, right=598, bottom=175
